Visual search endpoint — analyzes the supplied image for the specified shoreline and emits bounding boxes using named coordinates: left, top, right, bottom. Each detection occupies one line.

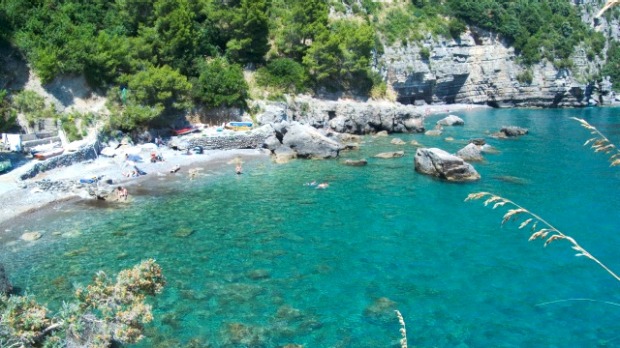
left=0, top=102, right=485, bottom=225
left=0, top=147, right=271, bottom=225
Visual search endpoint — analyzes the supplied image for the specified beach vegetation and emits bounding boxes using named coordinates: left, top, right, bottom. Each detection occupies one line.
left=11, top=90, right=56, bottom=127
left=0, top=259, right=165, bottom=347
left=0, top=90, right=17, bottom=133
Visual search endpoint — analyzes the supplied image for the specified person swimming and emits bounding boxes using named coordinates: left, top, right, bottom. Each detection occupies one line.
left=304, top=180, right=317, bottom=186
left=316, top=182, right=329, bottom=189
left=235, top=163, right=242, bottom=175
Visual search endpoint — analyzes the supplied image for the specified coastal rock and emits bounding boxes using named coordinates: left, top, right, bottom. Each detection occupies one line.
left=382, top=27, right=603, bottom=107
left=284, top=96, right=424, bottom=134
left=273, top=146, right=297, bottom=163
left=342, top=159, right=368, bottom=166
left=391, top=138, right=406, bottom=145
left=469, top=138, right=486, bottom=146
left=499, top=126, right=528, bottom=137
left=0, top=264, right=13, bottom=294
left=100, top=147, right=116, bottom=157
left=425, top=129, right=443, bottom=136
left=492, top=126, right=529, bottom=139
left=374, top=151, right=405, bottom=159
left=437, top=115, right=464, bottom=126
left=21, top=231, right=42, bottom=241
left=374, top=130, right=389, bottom=137
left=281, top=123, right=343, bottom=159
left=414, top=148, right=480, bottom=182
left=256, top=102, right=288, bottom=124
left=456, top=143, right=483, bottom=162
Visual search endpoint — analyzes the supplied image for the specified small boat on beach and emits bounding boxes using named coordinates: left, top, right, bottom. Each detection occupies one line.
left=172, top=127, right=199, bottom=136
left=225, top=122, right=253, bottom=131
left=34, top=148, right=64, bottom=160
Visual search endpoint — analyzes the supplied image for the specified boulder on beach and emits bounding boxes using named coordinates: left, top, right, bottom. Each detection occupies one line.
left=437, top=115, right=464, bottom=126
left=415, top=148, right=480, bottom=182
left=282, top=123, right=344, bottom=159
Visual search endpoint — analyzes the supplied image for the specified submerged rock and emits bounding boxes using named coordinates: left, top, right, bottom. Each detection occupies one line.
left=342, top=159, right=368, bottom=167
left=415, top=148, right=480, bottom=182
left=391, top=138, right=406, bottom=145
left=364, top=297, right=397, bottom=323
left=374, top=151, right=405, bottom=159
left=21, top=231, right=42, bottom=241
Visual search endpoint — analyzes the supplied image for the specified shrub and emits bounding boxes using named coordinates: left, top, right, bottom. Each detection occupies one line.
left=192, top=57, right=248, bottom=108
left=516, top=69, right=533, bottom=85
left=256, top=58, right=308, bottom=93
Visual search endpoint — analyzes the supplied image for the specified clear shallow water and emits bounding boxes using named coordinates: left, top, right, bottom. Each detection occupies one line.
left=2, top=107, right=620, bottom=347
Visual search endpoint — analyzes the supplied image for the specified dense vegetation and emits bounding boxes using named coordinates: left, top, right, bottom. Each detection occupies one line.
left=0, top=0, right=614, bottom=131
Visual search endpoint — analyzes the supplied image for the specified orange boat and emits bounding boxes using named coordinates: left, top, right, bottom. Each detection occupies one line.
left=34, top=148, right=64, bottom=160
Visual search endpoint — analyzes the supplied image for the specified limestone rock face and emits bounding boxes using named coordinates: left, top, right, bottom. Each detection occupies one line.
left=382, top=27, right=609, bottom=107
left=415, top=148, right=480, bottom=182
left=282, top=123, right=343, bottom=159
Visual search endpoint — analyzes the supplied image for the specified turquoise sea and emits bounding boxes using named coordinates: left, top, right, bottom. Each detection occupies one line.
left=1, top=107, right=620, bottom=347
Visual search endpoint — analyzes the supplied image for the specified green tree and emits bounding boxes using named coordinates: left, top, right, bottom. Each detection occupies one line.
left=256, top=58, right=307, bottom=93
left=192, top=57, right=248, bottom=108
left=0, top=259, right=165, bottom=347
left=121, top=65, right=192, bottom=113
left=225, top=0, right=270, bottom=65
left=303, top=20, right=376, bottom=92
left=153, top=0, right=199, bottom=72
left=274, top=0, right=328, bottom=60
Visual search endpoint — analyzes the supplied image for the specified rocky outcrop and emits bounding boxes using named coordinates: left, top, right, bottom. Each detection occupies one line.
left=414, top=148, right=480, bottom=182
left=256, top=97, right=425, bottom=134
left=381, top=27, right=609, bottom=108
left=261, top=121, right=344, bottom=159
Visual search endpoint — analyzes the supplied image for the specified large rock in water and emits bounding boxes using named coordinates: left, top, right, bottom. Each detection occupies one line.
left=0, top=264, right=13, bottom=294
left=414, top=148, right=480, bottom=182
left=437, top=115, right=464, bottom=126
left=281, top=123, right=343, bottom=159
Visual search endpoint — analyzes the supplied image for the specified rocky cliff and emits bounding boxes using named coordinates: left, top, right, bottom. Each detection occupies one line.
left=379, top=26, right=612, bottom=108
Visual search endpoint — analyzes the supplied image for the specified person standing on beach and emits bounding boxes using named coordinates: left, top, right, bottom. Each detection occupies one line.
left=117, top=186, right=128, bottom=200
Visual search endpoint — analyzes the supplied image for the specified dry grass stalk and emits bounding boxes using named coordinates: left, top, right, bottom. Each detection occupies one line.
left=394, top=310, right=407, bottom=348
left=465, top=192, right=620, bottom=283
left=571, top=117, right=620, bottom=167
